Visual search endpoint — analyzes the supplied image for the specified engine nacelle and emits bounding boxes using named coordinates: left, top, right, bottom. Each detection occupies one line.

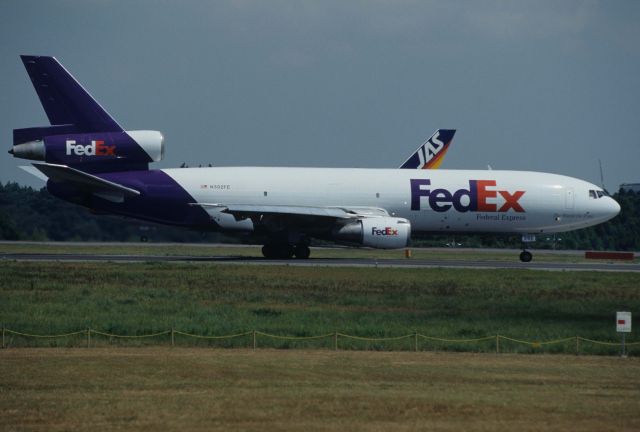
left=207, top=209, right=255, bottom=232
left=333, top=217, right=411, bottom=249
left=10, top=130, right=164, bottom=171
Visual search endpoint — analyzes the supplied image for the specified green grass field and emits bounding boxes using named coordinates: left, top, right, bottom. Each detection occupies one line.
left=1, top=260, right=639, bottom=354
left=1, top=348, right=639, bottom=431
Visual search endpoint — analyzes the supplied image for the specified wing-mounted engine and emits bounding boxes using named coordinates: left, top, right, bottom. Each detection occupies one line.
left=333, top=216, right=411, bottom=249
left=10, top=129, right=164, bottom=172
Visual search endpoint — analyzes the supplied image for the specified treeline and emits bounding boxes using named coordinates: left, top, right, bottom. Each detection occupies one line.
left=0, top=182, right=224, bottom=243
left=0, top=182, right=638, bottom=250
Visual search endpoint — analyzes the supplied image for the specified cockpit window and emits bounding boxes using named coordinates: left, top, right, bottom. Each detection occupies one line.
left=589, top=189, right=608, bottom=199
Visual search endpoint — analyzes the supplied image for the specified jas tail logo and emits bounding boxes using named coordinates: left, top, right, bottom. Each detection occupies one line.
left=410, top=179, right=525, bottom=213
left=417, top=132, right=447, bottom=169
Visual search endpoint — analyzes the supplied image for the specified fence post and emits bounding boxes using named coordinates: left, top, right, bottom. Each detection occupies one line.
left=576, top=336, right=579, bottom=356
left=334, top=332, right=338, bottom=351
left=496, top=335, right=500, bottom=354
left=86, top=328, right=91, bottom=348
left=253, top=331, right=256, bottom=350
left=171, top=328, right=175, bottom=347
left=2, top=325, right=4, bottom=349
left=414, top=332, right=418, bottom=352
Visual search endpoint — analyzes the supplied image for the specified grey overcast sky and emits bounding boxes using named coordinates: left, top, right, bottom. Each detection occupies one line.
left=1, top=1, right=638, bottom=190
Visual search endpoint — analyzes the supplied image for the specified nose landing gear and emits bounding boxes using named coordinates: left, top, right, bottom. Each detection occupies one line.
left=519, top=250, right=533, bottom=262
left=519, top=234, right=536, bottom=262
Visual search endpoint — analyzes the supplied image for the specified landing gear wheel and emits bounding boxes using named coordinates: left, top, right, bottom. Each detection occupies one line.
left=262, top=244, right=295, bottom=259
left=283, top=245, right=295, bottom=259
left=262, top=245, right=276, bottom=259
left=294, top=244, right=311, bottom=259
left=519, top=251, right=533, bottom=263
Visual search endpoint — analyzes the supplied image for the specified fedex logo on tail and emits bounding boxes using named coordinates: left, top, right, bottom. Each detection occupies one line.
left=66, top=140, right=116, bottom=156
left=410, top=179, right=525, bottom=213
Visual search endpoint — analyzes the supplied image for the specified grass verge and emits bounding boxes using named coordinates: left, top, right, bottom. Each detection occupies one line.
left=1, top=348, right=639, bottom=431
left=1, top=261, right=639, bottom=354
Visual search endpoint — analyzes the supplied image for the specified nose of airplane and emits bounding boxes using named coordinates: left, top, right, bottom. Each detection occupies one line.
left=586, top=192, right=621, bottom=224
left=608, top=196, right=621, bottom=218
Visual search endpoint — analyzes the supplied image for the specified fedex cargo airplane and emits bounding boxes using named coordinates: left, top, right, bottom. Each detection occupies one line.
left=10, top=56, right=620, bottom=262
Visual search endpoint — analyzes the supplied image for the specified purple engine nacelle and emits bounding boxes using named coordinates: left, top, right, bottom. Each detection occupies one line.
left=10, top=129, right=164, bottom=172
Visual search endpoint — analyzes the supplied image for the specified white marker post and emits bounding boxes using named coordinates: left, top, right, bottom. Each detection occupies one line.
left=616, top=311, right=632, bottom=357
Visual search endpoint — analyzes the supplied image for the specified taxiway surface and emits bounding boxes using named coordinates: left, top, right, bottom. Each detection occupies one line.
left=2, top=252, right=639, bottom=272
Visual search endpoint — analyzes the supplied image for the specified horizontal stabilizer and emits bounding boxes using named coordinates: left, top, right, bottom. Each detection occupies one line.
left=32, top=162, right=140, bottom=202
left=19, top=165, right=49, bottom=182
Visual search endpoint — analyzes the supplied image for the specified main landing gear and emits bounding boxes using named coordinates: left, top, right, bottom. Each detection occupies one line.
left=261, top=242, right=310, bottom=259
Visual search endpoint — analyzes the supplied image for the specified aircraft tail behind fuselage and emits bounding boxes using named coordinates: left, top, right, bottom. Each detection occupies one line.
left=399, top=129, right=455, bottom=169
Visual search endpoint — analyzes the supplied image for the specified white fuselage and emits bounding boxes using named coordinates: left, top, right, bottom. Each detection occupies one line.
left=164, top=167, right=620, bottom=234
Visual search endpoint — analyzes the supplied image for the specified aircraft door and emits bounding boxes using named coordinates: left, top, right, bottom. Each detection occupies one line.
left=565, top=187, right=575, bottom=210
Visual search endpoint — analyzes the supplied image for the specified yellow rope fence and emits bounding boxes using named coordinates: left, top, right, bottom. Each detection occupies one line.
left=1, top=327, right=638, bottom=355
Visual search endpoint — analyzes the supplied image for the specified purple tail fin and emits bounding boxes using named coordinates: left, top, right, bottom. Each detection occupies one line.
left=20, top=55, right=123, bottom=133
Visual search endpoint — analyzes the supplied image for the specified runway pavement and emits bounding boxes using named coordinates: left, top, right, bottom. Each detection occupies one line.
left=2, top=252, right=639, bottom=272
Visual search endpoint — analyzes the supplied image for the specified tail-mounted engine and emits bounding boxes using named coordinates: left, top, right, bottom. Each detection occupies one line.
left=10, top=128, right=164, bottom=172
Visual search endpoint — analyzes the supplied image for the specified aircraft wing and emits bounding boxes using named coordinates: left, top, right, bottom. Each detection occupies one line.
left=192, top=203, right=410, bottom=253
left=32, top=162, right=140, bottom=203
left=194, top=203, right=390, bottom=220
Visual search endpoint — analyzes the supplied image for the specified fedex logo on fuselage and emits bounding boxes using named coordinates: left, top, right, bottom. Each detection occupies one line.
left=410, top=179, right=525, bottom=213
left=66, top=140, right=116, bottom=156
left=371, top=227, right=399, bottom=236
